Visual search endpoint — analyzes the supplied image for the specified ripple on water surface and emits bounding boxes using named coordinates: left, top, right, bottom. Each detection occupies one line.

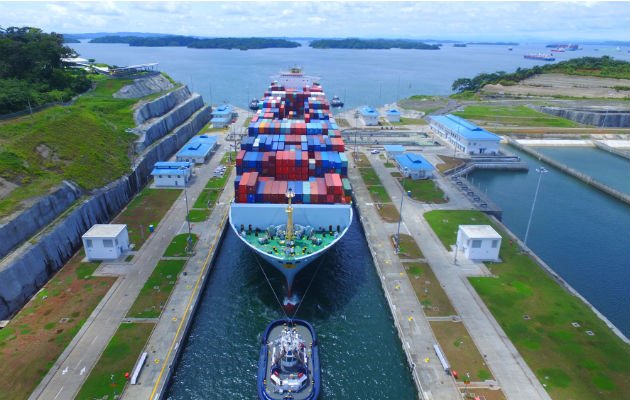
left=167, top=213, right=417, bottom=399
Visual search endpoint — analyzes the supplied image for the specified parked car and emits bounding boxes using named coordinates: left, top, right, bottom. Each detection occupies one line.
left=370, top=149, right=380, bottom=154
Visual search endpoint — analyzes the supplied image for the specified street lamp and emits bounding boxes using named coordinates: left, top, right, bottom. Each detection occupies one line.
left=523, top=166, right=548, bottom=247
left=395, top=184, right=406, bottom=254
left=181, top=166, right=193, bottom=252
left=354, top=110, right=360, bottom=164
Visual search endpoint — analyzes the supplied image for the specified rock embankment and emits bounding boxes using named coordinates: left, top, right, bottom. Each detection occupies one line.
left=0, top=80, right=211, bottom=320
left=113, top=74, right=174, bottom=99
left=0, top=182, right=82, bottom=260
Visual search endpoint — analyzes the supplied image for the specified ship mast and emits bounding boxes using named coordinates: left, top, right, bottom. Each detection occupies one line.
left=285, top=188, right=295, bottom=243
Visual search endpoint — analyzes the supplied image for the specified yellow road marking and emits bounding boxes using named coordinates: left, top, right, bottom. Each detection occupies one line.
left=150, top=210, right=228, bottom=399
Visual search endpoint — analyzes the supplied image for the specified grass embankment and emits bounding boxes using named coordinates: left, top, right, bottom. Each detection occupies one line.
left=424, top=210, right=630, bottom=399
left=399, top=177, right=446, bottom=204
left=113, top=187, right=182, bottom=249
left=403, top=262, right=455, bottom=317
left=431, top=321, right=495, bottom=383
left=74, top=323, right=154, bottom=400
left=127, top=259, right=187, bottom=319
left=0, top=251, right=115, bottom=400
left=0, top=78, right=137, bottom=217
left=355, top=153, right=400, bottom=222
left=453, top=105, right=579, bottom=128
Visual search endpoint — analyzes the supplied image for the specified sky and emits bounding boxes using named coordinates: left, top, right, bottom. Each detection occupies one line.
left=0, top=1, right=629, bottom=42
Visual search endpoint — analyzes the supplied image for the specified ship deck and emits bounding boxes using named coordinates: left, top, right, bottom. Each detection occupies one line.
left=242, top=231, right=337, bottom=260
left=262, top=324, right=315, bottom=400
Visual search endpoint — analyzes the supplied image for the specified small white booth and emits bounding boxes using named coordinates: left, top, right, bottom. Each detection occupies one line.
left=456, top=225, right=502, bottom=262
left=82, top=224, right=130, bottom=261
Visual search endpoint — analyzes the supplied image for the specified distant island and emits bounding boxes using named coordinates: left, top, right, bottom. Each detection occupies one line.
left=89, top=35, right=301, bottom=50
left=309, top=38, right=440, bottom=50
left=61, top=36, right=80, bottom=43
left=467, top=42, right=519, bottom=46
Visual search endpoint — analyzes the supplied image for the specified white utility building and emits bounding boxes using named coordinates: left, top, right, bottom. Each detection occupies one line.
left=456, top=225, right=502, bottom=262
left=151, top=161, right=192, bottom=187
left=82, top=224, right=130, bottom=261
left=360, top=106, right=379, bottom=126
left=429, top=114, right=500, bottom=155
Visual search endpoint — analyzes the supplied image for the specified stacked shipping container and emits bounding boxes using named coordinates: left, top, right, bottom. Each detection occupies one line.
left=235, top=81, right=351, bottom=205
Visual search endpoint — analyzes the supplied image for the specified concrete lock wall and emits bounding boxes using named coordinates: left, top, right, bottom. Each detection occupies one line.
left=0, top=92, right=211, bottom=320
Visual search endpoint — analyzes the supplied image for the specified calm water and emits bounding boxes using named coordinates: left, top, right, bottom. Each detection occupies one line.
left=69, top=41, right=629, bottom=109
left=470, top=146, right=630, bottom=336
left=166, top=213, right=417, bottom=399
left=535, top=147, right=630, bottom=195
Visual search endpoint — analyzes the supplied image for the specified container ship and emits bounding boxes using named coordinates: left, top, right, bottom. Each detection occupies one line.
left=523, top=53, right=556, bottom=61
left=230, top=68, right=353, bottom=305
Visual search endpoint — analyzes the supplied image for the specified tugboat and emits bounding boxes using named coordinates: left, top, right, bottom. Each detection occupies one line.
left=250, top=98, right=261, bottom=110
left=330, top=96, right=344, bottom=108
left=257, top=319, right=320, bottom=400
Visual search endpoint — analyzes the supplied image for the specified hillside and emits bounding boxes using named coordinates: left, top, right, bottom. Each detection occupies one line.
left=90, top=35, right=301, bottom=49
left=0, top=27, right=91, bottom=114
left=0, top=77, right=138, bottom=217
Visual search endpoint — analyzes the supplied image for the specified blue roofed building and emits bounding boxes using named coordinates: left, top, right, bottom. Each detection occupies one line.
left=360, top=106, right=379, bottom=126
left=211, top=104, right=234, bottom=128
left=386, top=109, right=401, bottom=123
left=176, top=135, right=218, bottom=164
left=383, top=144, right=405, bottom=159
left=395, top=153, right=435, bottom=180
left=151, top=161, right=192, bottom=187
left=429, top=114, right=500, bottom=155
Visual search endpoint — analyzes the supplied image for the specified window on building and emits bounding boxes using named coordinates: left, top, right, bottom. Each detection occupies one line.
left=103, top=239, right=114, bottom=248
left=115, top=239, right=118, bottom=246
left=491, top=239, right=499, bottom=248
left=86, top=239, right=92, bottom=248
left=471, top=239, right=482, bottom=248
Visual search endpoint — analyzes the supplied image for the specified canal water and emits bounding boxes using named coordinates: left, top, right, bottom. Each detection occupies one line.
left=535, top=146, right=630, bottom=195
left=166, top=213, right=417, bottom=399
left=470, top=145, right=630, bottom=336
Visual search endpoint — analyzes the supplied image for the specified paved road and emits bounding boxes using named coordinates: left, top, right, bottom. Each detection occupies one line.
left=30, top=135, right=233, bottom=400
left=348, top=159, right=461, bottom=400
left=367, top=150, right=551, bottom=400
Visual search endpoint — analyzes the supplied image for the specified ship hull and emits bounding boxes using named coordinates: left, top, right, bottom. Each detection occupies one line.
left=229, top=203, right=353, bottom=292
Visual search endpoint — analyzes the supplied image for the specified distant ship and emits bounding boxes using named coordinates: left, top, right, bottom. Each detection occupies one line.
left=257, top=319, right=320, bottom=400
left=524, top=53, right=556, bottom=61
left=230, top=68, right=353, bottom=306
left=550, top=48, right=565, bottom=53
left=330, top=96, right=344, bottom=108
left=249, top=98, right=261, bottom=110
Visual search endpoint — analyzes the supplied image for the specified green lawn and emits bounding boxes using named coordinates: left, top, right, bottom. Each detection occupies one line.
left=193, top=189, right=222, bottom=209
left=367, top=185, right=391, bottom=204
left=376, top=203, right=400, bottom=223
left=390, top=117, right=427, bottom=125
left=404, top=261, right=456, bottom=316
left=113, top=188, right=182, bottom=249
left=127, top=260, right=186, bottom=319
left=163, top=233, right=199, bottom=257
left=205, top=166, right=233, bottom=189
left=75, top=323, right=154, bottom=400
left=188, top=208, right=210, bottom=222
left=392, top=234, right=423, bottom=259
left=358, top=167, right=382, bottom=186
left=400, top=178, right=447, bottom=204
left=453, top=105, right=579, bottom=127
left=424, top=210, right=630, bottom=399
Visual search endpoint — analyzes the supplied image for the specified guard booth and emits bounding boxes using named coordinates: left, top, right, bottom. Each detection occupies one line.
left=82, top=224, right=130, bottom=261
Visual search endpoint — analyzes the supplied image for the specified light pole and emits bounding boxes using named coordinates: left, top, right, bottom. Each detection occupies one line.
left=395, top=176, right=406, bottom=254
left=523, top=166, right=548, bottom=247
left=354, top=110, right=360, bottom=164
left=181, top=166, right=193, bottom=252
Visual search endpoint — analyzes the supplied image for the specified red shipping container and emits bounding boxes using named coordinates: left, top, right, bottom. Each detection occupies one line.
left=236, top=150, right=246, bottom=166
left=310, top=181, right=318, bottom=204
